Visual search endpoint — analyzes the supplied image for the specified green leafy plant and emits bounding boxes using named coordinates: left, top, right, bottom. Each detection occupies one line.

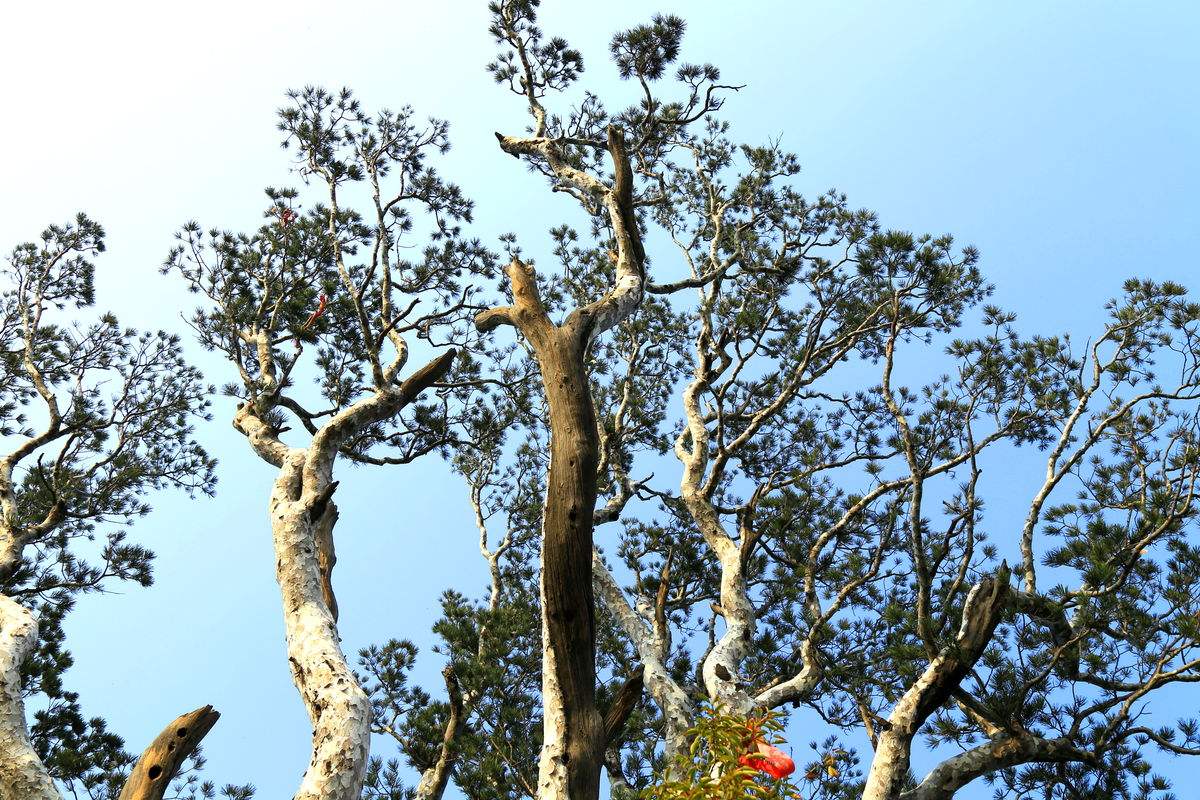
left=641, top=704, right=800, bottom=800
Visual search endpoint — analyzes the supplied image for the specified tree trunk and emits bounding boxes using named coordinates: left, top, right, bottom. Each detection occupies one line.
left=478, top=126, right=646, bottom=800
left=235, top=351, right=457, bottom=800
left=478, top=258, right=617, bottom=800
left=270, top=453, right=371, bottom=800
left=592, top=551, right=693, bottom=763
left=414, top=666, right=465, bottom=800
left=0, top=595, right=60, bottom=800
left=534, top=331, right=605, bottom=800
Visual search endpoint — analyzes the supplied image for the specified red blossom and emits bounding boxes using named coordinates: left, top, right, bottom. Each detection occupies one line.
left=738, top=739, right=795, bottom=781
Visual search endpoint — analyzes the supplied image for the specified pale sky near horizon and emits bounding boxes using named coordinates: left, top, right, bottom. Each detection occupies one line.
left=2, top=2, right=1199, bottom=798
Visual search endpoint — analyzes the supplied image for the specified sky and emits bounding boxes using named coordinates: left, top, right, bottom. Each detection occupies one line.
left=2, top=1, right=1199, bottom=797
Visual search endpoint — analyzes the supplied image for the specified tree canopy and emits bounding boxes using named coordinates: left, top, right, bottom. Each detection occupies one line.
left=1, top=3, right=1198, bottom=800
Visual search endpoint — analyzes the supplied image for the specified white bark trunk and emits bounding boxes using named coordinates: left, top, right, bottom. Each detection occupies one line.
left=677, top=360, right=762, bottom=715
left=236, top=353, right=457, bottom=800
left=701, top=550, right=757, bottom=713
left=680, top=487, right=759, bottom=715
left=901, top=735, right=1090, bottom=800
left=754, top=639, right=821, bottom=709
left=592, top=550, right=693, bottom=760
left=0, top=595, right=62, bottom=800
left=537, top=559, right=571, bottom=800
left=861, top=696, right=924, bottom=800
left=271, top=454, right=371, bottom=800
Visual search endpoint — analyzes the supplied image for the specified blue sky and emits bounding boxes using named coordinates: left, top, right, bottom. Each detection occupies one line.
left=2, top=1, right=1199, bottom=797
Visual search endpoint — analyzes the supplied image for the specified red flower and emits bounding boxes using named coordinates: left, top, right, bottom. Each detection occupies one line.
left=738, top=740, right=795, bottom=780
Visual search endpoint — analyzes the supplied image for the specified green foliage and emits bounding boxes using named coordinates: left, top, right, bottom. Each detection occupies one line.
left=610, top=15, right=685, bottom=82
left=13, top=4, right=1194, bottom=800
left=467, top=4, right=1200, bottom=799
left=164, top=86, right=494, bottom=444
left=1, top=215, right=226, bottom=796
left=641, top=705, right=799, bottom=800
left=487, top=1, right=584, bottom=96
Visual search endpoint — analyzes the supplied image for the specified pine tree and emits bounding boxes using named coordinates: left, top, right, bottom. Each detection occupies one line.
left=0, top=216, right=251, bottom=799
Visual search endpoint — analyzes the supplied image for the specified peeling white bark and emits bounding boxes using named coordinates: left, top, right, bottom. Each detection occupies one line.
left=861, top=661, right=943, bottom=800
left=0, top=595, right=61, bottom=800
left=754, top=639, right=822, bottom=709
left=675, top=350, right=763, bottom=714
left=232, top=351, right=456, bottom=800
left=592, top=550, right=693, bottom=760
left=583, top=262, right=643, bottom=343
left=537, top=569, right=571, bottom=800
left=679, top=478, right=759, bottom=713
left=271, top=454, right=371, bottom=800
left=901, top=734, right=1091, bottom=800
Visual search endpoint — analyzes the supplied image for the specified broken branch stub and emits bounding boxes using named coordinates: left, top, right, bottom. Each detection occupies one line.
left=117, top=705, right=221, bottom=800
